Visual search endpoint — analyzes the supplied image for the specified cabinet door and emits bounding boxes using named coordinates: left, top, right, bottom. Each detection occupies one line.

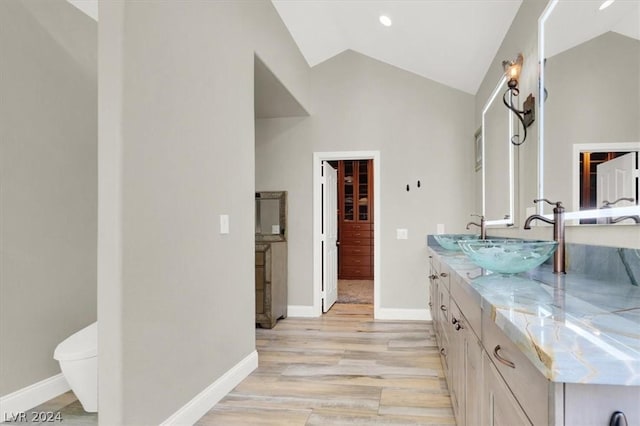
left=483, top=353, right=532, bottom=426
left=339, top=160, right=372, bottom=223
left=449, top=302, right=463, bottom=424
left=465, top=332, right=483, bottom=425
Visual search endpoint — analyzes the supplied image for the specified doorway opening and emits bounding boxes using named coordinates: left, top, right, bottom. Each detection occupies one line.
left=328, top=160, right=374, bottom=306
left=572, top=143, right=639, bottom=225
left=313, top=151, right=380, bottom=318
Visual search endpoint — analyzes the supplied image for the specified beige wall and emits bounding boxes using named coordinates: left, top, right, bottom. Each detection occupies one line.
left=256, top=50, right=475, bottom=309
left=98, top=1, right=310, bottom=424
left=0, top=0, right=97, bottom=396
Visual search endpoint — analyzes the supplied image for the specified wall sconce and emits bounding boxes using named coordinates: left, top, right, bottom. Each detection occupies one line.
left=502, top=53, right=535, bottom=146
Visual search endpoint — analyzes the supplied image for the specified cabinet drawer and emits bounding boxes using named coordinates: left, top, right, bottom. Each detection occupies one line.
left=341, top=223, right=372, bottom=232
left=450, top=274, right=481, bottom=338
left=341, top=230, right=373, bottom=240
left=340, top=238, right=372, bottom=247
left=340, top=266, right=372, bottom=278
left=482, top=310, right=549, bottom=425
left=342, top=255, right=372, bottom=266
left=340, top=245, right=372, bottom=256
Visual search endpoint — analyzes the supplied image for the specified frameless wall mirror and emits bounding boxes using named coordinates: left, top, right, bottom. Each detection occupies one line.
left=539, top=0, right=640, bottom=224
left=255, top=191, right=287, bottom=241
left=482, top=75, right=516, bottom=226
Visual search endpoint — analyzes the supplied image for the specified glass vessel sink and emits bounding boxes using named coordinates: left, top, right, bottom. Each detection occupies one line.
left=433, top=234, right=480, bottom=251
left=457, top=239, right=558, bottom=274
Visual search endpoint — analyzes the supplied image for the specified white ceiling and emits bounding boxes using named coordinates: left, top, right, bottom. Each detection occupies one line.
left=271, top=0, right=523, bottom=95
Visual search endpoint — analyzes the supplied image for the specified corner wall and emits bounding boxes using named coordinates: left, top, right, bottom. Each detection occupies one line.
left=98, top=1, right=310, bottom=424
left=0, top=0, right=97, bottom=398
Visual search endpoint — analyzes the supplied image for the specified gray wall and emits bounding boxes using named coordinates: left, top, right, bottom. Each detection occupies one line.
left=474, top=0, right=640, bottom=248
left=543, top=32, right=640, bottom=209
left=0, top=0, right=97, bottom=396
left=98, top=1, right=310, bottom=424
left=256, top=50, right=475, bottom=309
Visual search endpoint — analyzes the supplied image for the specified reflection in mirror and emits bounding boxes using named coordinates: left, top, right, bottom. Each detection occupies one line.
left=255, top=191, right=287, bottom=241
left=539, top=0, right=640, bottom=224
left=482, top=76, right=515, bottom=225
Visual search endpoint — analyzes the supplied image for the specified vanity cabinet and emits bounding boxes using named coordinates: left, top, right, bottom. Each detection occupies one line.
left=255, top=242, right=287, bottom=329
left=428, top=246, right=640, bottom=426
left=482, top=352, right=532, bottom=426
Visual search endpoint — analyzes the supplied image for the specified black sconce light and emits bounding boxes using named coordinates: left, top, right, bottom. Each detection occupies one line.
left=502, top=53, right=535, bottom=146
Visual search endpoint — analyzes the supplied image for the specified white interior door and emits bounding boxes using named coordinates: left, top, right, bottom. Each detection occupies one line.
left=322, top=161, right=338, bottom=312
left=596, top=152, right=637, bottom=207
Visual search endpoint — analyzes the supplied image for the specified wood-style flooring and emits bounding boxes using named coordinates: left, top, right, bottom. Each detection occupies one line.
left=9, top=304, right=452, bottom=426
left=197, top=303, right=454, bottom=425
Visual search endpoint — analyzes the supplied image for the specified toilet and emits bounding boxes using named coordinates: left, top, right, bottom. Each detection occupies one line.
left=53, top=322, right=97, bottom=412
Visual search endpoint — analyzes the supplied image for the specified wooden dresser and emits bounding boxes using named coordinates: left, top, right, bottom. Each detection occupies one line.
left=336, top=160, right=373, bottom=279
left=255, top=242, right=287, bottom=329
left=255, top=191, right=288, bottom=328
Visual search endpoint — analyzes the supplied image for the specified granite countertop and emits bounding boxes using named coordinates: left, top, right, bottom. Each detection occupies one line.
left=428, top=244, right=640, bottom=386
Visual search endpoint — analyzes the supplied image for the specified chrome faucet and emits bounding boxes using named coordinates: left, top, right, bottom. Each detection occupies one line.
left=523, top=199, right=565, bottom=274
left=601, top=197, right=640, bottom=224
left=466, top=214, right=486, bottom=239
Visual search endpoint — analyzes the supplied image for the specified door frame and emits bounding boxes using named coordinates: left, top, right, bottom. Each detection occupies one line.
left=313, top=151, right=381, bottom=317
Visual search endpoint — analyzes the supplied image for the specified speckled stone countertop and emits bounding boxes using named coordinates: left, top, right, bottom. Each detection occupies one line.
left=427, top=243, right=640, bottom=386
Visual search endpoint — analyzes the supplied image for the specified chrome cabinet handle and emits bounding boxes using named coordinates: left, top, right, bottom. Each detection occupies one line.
left=455, top=323, right=463, bottom=331
left=493, top=345, right=515, bottom=368
left=451, top=317, right=458, bottom=325
left=440, top=305, right=447, bottom=312
left=429, top=274, right=439, bottom=280
left=428, top=302, right=432, bottom=308
left=440, top=272, right=448, bottom=277
left=440, top=348, right=447, bottom=357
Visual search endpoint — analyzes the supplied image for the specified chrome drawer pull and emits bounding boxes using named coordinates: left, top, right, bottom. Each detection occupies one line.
left=440, top=272, right=448, bottom=277
left=440, top=348, right=447, bottom=357
left=440, top=304, right=447, bottom=312
left=493, top=345, right=515, bottom=368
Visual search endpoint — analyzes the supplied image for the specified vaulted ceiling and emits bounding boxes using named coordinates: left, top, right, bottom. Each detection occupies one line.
left=271, top=0, right=523, bottom=95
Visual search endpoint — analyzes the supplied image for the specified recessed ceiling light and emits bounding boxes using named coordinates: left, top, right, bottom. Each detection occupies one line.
left=379, top=15, right=392, bottom=27
left=599, top=0, right=615, bottom=10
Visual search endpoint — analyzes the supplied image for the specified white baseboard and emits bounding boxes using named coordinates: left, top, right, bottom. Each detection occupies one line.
left=0, top=374, right=70, bottom=423
left=160, top=350, right=258, bottom=426
left=287, top=305, right=318, bottom=317
left=375, top=308, right=431, bottom=321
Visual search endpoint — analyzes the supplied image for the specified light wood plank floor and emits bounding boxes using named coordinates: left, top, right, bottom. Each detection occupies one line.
left=197, top=303, right=454, bottom=425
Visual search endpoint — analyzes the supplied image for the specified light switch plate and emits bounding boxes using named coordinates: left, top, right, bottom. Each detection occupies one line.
left=220, top=214, right=229, bottom=234
left=437, top=224, right=445, bottom=234
left=397, top=228, right=408, bottom=240
left=271, top=225, right=280, bottom=235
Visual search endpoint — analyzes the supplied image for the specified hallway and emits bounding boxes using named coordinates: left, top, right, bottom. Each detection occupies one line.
left=197, top=304, right=454, bottom=425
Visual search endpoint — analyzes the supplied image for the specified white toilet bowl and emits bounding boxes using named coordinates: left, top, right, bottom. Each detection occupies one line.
left=54, top=322, right=97, bottom=412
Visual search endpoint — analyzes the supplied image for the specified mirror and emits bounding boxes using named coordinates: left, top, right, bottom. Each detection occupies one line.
left=539, top=0, right=640, bottom=224
left=255, top=191, right=287, bottom=241
left=482, top=76, right=516, bottom=225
